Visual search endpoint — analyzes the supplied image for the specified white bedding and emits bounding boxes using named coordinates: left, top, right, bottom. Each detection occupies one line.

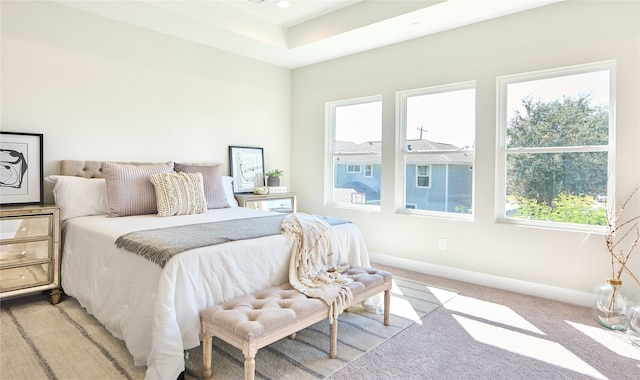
left=60, top=207, right=371, bottom=380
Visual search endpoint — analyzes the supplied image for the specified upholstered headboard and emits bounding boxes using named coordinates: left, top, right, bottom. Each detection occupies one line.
left=59, top=160, right=224, bottom=178
left=60, top=160, right=110, bottom=178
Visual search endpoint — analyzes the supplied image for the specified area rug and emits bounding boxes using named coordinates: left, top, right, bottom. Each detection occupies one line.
left=0, top=278, right=458, bottom=379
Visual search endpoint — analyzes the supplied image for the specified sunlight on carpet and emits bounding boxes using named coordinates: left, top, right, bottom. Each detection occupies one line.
left=441, top=292, right=543, bottom=334
left=566, top=320, right=640, bottom=361
left=438, top=291, right=637, bottom=380
left=454, top=314, right=607, bottom=380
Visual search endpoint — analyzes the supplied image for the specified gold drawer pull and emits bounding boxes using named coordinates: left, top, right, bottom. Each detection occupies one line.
left=19, top=274, right=26, bottom=279
left=20, top=250, right=27, bottom=256
left=20, top=227, right=27, bottom=232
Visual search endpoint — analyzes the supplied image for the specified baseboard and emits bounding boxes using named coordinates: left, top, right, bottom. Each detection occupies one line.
left=369, top=252, right=594, bottom=307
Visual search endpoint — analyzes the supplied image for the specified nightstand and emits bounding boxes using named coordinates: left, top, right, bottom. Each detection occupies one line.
left=235, top=193, right=297, bottom=213
left=0, top=205, right=62, bottom=304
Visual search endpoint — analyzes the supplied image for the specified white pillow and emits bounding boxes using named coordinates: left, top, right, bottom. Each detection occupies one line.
left=45, top=175, right=109, bottom=221
left=222, top=176, right=238, bottom=207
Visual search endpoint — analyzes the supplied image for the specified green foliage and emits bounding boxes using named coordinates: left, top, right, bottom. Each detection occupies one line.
left=454, top=205, right=472, bottom=214
left=513, top=193, right=607, bottom=225
left=264, top=169, right=283, bottom=178
left=507, top=94, right=609, bottom=207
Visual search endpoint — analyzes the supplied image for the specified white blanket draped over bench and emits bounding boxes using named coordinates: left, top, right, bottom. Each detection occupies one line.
left=281, top=213, right=354, bottom=323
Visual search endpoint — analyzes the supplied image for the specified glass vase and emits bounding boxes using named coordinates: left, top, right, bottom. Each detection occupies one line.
left=626, top=304, right=640, bottom=348
left=592, top=278, right=635, bottom=331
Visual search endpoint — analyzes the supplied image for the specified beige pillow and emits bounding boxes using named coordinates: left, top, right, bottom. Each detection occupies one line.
left=174, top=163, right=229, bottom=209
left=150, top=172, right=207, bottom=217
left=103, top=162, right=174, bottom=217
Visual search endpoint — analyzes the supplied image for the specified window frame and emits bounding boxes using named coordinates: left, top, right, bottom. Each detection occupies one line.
left=416, top=165, right=431, bottom=188
left=364, top=164, right=373, bottom=178
left=495, top=60, right=616, bottom=232
left=347, top=165, right=362, bottom=173
left=325, top=95, right=382, bottom=211
left=396, top=81, right=476, bottom=219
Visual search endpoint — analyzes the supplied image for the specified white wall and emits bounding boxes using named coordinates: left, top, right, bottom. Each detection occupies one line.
left=1, top=1, right=292, bottom=204
left=291, top=1, right=640, bottom=304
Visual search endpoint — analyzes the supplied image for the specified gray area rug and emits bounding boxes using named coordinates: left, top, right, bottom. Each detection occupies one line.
left=1, top=277, right=455, bottom=379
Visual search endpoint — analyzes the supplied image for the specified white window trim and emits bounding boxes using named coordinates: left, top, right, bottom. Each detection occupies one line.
left=396, top=81, right=476, bottom=220
left=325, top=95, right=382, bottom=211
left=495, top=60, right=616, bottom=232
left=416, top=165, right=431, bottom=188
left=347, top=165, right=362, bottom=173
left=364, top=164, right=373, bottom=177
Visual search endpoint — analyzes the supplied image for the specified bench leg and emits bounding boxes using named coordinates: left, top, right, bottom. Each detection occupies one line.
left=201, top=327, right=213, bottom=379
left=242, top=341, right=258, bottom=380
left=329, top=320, right=338, bottom=359
left=384, top=289, right=391, bottom=326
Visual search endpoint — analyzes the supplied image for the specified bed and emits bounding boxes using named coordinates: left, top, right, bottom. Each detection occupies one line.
left=52, top=160, right=373, bottom=380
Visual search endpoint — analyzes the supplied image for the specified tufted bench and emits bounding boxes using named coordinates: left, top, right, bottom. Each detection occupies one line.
left=200, top=266, right=392, bottom=380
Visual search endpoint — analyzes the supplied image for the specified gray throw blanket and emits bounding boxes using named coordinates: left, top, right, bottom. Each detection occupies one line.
left=115, top=214, right=349, bottom=268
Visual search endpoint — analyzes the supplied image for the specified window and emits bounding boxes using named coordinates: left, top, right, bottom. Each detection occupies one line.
left=364, top=165, right=373, bottom=177
left=416, top=165, right=431, bottom=188
left=497, top=61, right=614, bottom=230
left=326, top=96, right=382, bottom=209
left=397, top=82, right=476, bottom=216
left=347, top=165, right=361, bottom=173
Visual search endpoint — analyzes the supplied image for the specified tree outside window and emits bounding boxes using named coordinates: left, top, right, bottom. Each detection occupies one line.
left=498, top=62, right=613, bottom=228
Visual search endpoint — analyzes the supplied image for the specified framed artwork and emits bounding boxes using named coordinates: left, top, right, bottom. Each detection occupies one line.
left=229, top=146, right=264, bottom=194
left=0, top=132, right=44, bottom=206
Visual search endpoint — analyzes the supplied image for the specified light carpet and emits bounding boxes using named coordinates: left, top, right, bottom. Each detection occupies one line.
left=0, top=277, right=458, bottom=380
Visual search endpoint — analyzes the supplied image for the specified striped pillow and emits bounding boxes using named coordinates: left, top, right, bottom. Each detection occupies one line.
left=103, top=162, right=174, bottom=217
left=174, top=163, right=228, bottom=209
left=150, top=172, right=207, bottom=217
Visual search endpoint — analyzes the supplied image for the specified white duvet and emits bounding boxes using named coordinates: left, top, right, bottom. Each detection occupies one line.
left=60, top=208, right=371, bottom=380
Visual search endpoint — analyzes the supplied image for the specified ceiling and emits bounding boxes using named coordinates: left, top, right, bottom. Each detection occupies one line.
left=54, top=0, right=562, bottom=68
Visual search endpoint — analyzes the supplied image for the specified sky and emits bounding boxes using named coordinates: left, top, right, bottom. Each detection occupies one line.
left=334, top=69, right=609, bottom=150
left=506, top=69, right=610, bottom=121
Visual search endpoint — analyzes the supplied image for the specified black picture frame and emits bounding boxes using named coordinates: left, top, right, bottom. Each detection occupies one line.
left=229, top=146, right=265, bottom=194
left=0, top=132, right=44, bottom=206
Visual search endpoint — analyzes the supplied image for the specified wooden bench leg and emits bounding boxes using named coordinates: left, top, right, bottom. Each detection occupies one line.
left=242, top=341, right=258, bottom=380
left=329, top=320, right=338, bottom=359
left=201, top=325, right=213, bottom=379
left=384, top=289, right=391, bottom=326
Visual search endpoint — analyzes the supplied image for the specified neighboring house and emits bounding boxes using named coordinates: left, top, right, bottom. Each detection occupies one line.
left=335, top=139, right=473, bottom=212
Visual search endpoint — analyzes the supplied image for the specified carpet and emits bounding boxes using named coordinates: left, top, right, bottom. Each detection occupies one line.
left=0, top=277, right=458, bottom=379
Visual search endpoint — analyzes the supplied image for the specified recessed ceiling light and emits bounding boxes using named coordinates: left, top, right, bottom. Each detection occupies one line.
left=274, top=0, right=290, bottom=9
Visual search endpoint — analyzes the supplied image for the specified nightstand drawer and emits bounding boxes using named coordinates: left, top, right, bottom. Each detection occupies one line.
left=0, top=205, right=61, bottom=304
left=235, top=193, right=297, bottom=214
left=0, top=215, right=51, bottom=240
left=0, top=240, right=51, bottom=265
left=0, top=263, right=51, bottom=292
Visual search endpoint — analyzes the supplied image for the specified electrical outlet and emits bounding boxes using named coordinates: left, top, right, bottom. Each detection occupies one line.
left=438, top=238, right=446, bottom=250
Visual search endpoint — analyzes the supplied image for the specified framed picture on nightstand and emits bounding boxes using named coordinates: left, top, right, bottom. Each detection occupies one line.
left=0, top=132, right=44, bottom=206
left=229, top=146, right=264, bottom=194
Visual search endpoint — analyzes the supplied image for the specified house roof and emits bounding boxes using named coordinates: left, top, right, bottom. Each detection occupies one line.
left=335, top=139, right=474, bottom=164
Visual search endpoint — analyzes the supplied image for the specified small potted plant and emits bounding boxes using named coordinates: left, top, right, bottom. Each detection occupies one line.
left=264, top=169, right=283, bottom=187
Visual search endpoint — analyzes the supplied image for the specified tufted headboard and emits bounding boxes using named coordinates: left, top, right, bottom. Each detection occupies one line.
left=58, top=160, right=226, bottom=178
left=59, top=160, right=158, bottom=178
left=60, top=160, right=106, bottom=178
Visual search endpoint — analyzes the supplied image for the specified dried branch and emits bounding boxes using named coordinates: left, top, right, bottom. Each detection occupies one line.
left=605, top=184, right=640, bottom=288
